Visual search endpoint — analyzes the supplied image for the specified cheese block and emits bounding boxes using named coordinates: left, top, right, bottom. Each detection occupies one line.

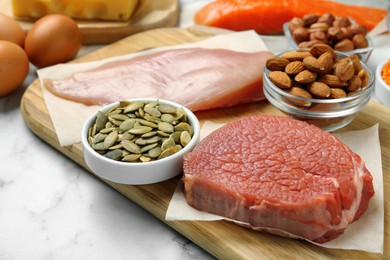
left=11, top=0, right=139, bottom=21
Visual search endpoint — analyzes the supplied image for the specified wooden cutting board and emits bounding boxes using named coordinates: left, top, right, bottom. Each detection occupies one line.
left=20, top=27, right=389, bottom=259
left=0, top=0, right=179, bottom=44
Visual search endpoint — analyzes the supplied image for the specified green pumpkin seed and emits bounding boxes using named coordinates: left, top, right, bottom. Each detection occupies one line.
left=110, top=114, right=130, bottom=121
left=140, top=156, right=152, bottom=162
left=138, top=119, right=158, bottom=128
left=103, top=130, right=118, bottom=149
left=170, top=132, right=181, bottom=143
left=144, top=106, right=161, bottom=117
left=124, top=102, right=145, bottom=113
left=122, top=154, right=142, bottom=162
left=96, top=111, right=108, bottom=132
left=158, top=147, right=177, bottom=160
left=180, top=131, right=192, bottom=147
left=119, top=119, right=135, bottom=133
left=104, top=149, right=122, bottom=160
left=129, top=126, right=153, bottom=135
left=158, top=122, right=174, bottom=133
left=140, top=143, right=159, bottom=153
left=161, top=137, right=176, bottom=151
left=122, top=140, right=141, bottom=154
left=144, top=101, right=159, bottom=108
left=175, top=122, right=193, bottom=135
left=141, top=131, right=157, bottom=138
left=158, top=104, right=177, bottom=114
left=161, top=114, right=176, bottom=123
left=148, top=147, right=162, bottom=158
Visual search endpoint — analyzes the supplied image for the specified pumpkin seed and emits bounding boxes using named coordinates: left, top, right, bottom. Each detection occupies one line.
left=138, top=119, right=158, bottom=128
left=110, top=114, right=130, bottom=121
left=148, top=147, right=162, bottom=158
left=180, top=131, right=191, bottom=147
left=141, top=131, right=157, bottom=138
left=122, top=154, right=142, bottom=162
left=103, top=130, right=118, bottom=149
left=175, top=122, right=193, bottom=135
left=129, top=126, right=153, bottom=135
left=119, top=119, right=135, bottom=133
left=161, top=137, right=176, bottom=151
left=93, top=133, right=108, bottom=143
left=161, top=114, right=176, bottom=123
left=158, top=122, right=174, bottom=133
left=144, top=106, right=161, bottom=117
left=96, top=111, right=108, bottom=132
left=124, top=102, right=145, bottom=113
left=122, top=140, right=141, bottom=154
left=140, top=143, right=158, bottom=153
left=158, top=147, right=177, bottom=160
left=158, top=104, right=177, bottom=114
left=104, top=149, right=122, bottom=160
left=140, top=156, right=152, bottom=162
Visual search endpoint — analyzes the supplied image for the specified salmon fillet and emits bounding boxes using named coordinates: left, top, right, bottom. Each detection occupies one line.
left=183, top=115, right=374, bottom=243
left=195, top=0, right=387, bottom=34
left=44, top=48, right=274, bottom=111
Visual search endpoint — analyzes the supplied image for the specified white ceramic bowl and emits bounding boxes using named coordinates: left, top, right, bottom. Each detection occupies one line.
left=375, top=60, right=390, bottom=106
left=81, top=98, right=201, bottom=185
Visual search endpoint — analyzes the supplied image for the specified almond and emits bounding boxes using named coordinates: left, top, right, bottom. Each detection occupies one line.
left=349, top=54, right=362, bottom=75
left=285, top=61, right=305, bottom=75
left=330, top=88, right=347, bottom=99
left=309, top=44, right=337, bottom=60
left=307, top=81, right=331, bottom=98
left=318, top=74, right=346, bottom=87
left=266, top=57, right=290, bottom=71
left=298, top=40, right=324, bottom=48
left=302, top=13, right=319, bottom=27
left=269, top=71, right=292, bottom=89
left=309, top=22, right=329, bottom=32
left=334, top=39, right=354, bottom=51
left=303, top=56, right=324, bottom=73
left=357, top=69, right=370, bottom=88
left=346, top=75, right=362, bottom=91
left=292, top=27, right=310, bottom=43
left=352, top=34, right=368, bottom=49
left=289, top=17, right=305, bottom=32
left=280, top=50, right=311, bottom=61
left=333, top=59, right=354, bottom=81
left=295, top=69, right=317, bottom=84
left=317, top=52, right=334, bottom=75
left=287, top=87, right=312, bottom=107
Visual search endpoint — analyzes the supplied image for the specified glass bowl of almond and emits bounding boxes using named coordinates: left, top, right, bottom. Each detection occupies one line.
left=263, top=44, right=374, bottom=132
left=283, top=13, right=373, bottom=62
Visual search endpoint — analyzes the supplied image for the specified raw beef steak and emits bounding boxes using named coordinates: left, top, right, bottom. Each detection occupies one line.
left=182, top=115, right=374, bottom=243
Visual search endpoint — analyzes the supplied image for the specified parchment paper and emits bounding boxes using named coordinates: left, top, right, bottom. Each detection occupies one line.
left=165, top=122, right=384, bottom=254
left=37, top=30, right=268, bottom=147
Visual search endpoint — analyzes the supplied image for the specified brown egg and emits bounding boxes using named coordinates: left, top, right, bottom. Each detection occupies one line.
left=0, top=40, right=29, bottom=97
left=0, top=13, right=25, bottom=47
left=24, top=14, right=82, bottom=68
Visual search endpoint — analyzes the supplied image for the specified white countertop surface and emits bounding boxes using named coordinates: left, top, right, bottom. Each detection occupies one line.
left=1, top=1, right=389, bottom=259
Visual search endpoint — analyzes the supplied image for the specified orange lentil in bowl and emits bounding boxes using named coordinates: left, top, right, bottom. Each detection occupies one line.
left=382, top=59, right=390, bottom=86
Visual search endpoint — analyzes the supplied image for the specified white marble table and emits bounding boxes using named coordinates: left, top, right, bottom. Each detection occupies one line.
left=1, top=1, right=389, bottom=259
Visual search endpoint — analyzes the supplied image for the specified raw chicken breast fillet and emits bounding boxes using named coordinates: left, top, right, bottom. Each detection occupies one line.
left=44, top=47, right=274, bottom=111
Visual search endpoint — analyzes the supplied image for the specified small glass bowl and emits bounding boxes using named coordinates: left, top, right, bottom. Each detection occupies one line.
left=283, top=22, right=374, bottom=62
left=263, top=51, right=374, bottom=132
left=81, top=98, right=201, bottom=185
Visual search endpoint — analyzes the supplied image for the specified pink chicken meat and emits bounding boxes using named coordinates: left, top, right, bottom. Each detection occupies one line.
left=44, top=48, right=274, bottom=111
left=183, top=115, right=375, bottom=243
